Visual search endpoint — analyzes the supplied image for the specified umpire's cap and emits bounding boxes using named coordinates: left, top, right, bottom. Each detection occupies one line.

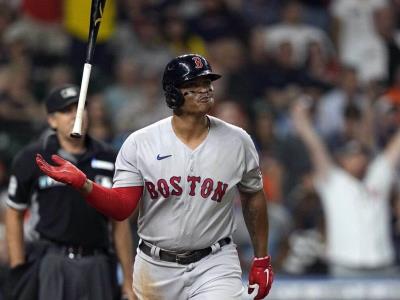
left=45, top=84, right=80, bottom=113
left=162, top=54, right=221, bottom=109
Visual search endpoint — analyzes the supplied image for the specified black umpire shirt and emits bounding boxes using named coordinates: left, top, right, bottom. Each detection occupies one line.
left=6, top=131, right=117, bottom=249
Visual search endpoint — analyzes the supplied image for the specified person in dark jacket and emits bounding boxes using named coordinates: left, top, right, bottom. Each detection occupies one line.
left=4, top=84, right=135, bottom=300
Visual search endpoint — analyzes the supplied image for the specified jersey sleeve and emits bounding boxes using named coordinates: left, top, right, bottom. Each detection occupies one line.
left=237, top=131, right=263, bottom=193
left=6, top=149, right=35, bottom=210
left=113, top=134, right=144, bottom=187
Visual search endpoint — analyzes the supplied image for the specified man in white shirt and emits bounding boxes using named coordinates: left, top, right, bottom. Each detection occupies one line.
left=292, top=98, right=399, bottom=276
left=331, top=0, right=389, bottom=83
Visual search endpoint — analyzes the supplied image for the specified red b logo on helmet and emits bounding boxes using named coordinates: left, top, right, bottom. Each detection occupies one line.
left=192, top=56, right=203, bottom=69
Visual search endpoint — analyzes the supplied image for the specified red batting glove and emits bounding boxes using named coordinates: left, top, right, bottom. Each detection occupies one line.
left=248, top=256, right=274, bottom=299
left=36, top=154, right=87, bottom=189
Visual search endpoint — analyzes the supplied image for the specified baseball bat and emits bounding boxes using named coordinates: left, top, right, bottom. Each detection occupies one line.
left=71, top=0, right=106, bottom=138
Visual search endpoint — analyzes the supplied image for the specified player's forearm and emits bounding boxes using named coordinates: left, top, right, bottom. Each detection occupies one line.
left=82, top=181, right=143, bottom=221
left=5, top=207, right=26, bottom=267
left=241, top=190, right=269, bottom=257
left=112, top=220, right=134, bottom=284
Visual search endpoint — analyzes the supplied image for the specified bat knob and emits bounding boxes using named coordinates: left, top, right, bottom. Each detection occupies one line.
left=70, top=132, right=82, bottom=138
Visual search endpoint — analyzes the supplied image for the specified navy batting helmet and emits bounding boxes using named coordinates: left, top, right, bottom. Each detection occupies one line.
left=162, top=54, right=221, bottom=109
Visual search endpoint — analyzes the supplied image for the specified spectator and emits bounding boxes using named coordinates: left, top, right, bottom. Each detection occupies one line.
left=330, top=0, right=388, bottom=83
left=211, top=38, right=259, bottom=105
left=374, top=80, right=400, bottom=148
left=315, top=66, right=367, bottom=138
left=47, top=65, right=74, bottom=88
left=373, top=3, right=400, bottom=85
left=376, top=107, right=400, bottom=150
left=110, top=12, right=172, bottom=74
left=241, top=0, right=284, bottom=26
left=212, top=100, right=250, bottom=132
left=299, top=0, right=331, bottom=32
left=252, top=108, right=281, bottom=154
left=291, top=98, right=399, bottom=277
left=103, top=57, right=144, bottom=132
left=258, top=85, right=302, bottom=139
left=4, top=0, right=68, bottom=61
left=115, top=71, right=170, bottom=133
left=188, top=0, right=251, bottom=44
left=0, top=65, right=45, bottom=124
left=304, top=40, right=340, bottom=86
left=243, top=27, right=278, bottom=100
left=259, top=153, right=291, bottom=262
left=103, top=57, right=170, bottom=135
left=282, top=171, right=327, bottom=276
left=332, top=102, right=375, bottom=151
left=161, top=7, right=207, bottom=56
left=3, top=30, right=31, bottom=70
left=87, top=93, right=115, bottom=144
left=263, top=0, right=334, bottom=67
left=252, top=95, right=311, bottom=199
left=0, top=3, right=14, bottom=65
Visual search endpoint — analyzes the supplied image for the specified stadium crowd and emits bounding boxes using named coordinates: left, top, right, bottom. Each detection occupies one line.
left=1, top=0, right=400, bottom=296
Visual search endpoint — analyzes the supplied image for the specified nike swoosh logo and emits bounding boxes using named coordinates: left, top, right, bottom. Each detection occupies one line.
left=157, top=154, right=172, bottom=160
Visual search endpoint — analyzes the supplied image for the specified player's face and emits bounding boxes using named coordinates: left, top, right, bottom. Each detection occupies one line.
left=179, top=77, right=215, bottom=115
left=48, top=103, right=89, bottom=138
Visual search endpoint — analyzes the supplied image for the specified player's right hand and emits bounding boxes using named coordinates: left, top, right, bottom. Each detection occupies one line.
left=36, top=154, right=87, bottom=189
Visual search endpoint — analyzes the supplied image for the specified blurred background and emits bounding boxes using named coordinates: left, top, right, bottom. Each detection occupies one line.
left=0, top=0, right=400, bottom=299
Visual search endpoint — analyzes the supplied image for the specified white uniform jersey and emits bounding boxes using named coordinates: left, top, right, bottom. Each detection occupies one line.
left=113, top=116, right=262, bottom=251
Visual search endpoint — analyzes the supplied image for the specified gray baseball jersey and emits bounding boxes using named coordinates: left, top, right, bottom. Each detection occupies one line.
left=113, top=115, right=262, bottom=251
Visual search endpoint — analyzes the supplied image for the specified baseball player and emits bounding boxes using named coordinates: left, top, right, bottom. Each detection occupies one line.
left=36, top=54, right=274, bottom=299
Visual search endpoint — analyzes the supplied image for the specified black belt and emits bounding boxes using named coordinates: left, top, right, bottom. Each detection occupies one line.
left=42, top=239, right=106, bottom=259
left=139, top=237, right=231, bottom=265
left=59, top=245, right=106, bottom=259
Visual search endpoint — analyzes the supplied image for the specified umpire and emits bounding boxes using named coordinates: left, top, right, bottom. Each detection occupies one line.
left=4, top=85, right=135, bottom=300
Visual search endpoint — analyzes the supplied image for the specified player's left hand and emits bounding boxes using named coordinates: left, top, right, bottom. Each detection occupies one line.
left=248, top=256, right=274, bottom=299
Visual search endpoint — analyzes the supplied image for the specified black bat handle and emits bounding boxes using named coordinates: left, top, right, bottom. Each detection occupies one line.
left=86, top=0, right=106, bottom=63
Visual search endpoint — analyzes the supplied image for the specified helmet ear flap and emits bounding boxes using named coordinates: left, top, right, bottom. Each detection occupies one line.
left=165, top=85, right=184, bottom=109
